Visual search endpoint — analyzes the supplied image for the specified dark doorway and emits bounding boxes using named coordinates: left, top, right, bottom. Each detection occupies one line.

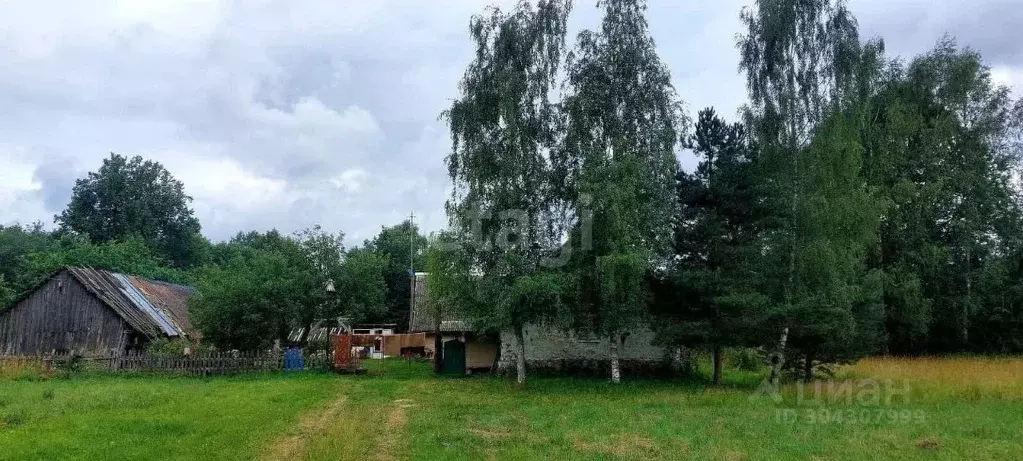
left=442, top=339, right=466, bottom=375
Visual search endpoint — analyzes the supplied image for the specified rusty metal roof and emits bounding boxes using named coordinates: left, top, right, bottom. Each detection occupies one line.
left=66, top=267, right=194, bottom=340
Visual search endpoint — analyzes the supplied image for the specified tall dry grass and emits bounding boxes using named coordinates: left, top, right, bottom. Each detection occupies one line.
left=0, top=358, right=45, bottom=380
left=847, top=356, right=1023, bottom=402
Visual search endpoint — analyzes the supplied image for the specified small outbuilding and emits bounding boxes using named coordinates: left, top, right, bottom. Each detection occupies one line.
left=408, top=272, right=498, bottom=372
left=0, top=267, right=195, bottom=355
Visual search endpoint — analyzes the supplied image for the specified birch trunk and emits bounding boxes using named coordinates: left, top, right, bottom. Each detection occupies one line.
left=671, top=346, right=685, bottom=374
left=609, top=333, right=621, bottom=384
left=514, top=325, right=526, bottom=386
left=768, top=327, right=789, bottom=388
left=963, top=245, right=971, bottom=344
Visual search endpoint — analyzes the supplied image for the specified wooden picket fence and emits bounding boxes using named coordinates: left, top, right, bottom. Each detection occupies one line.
left=0, top=350, right=331, bottom=376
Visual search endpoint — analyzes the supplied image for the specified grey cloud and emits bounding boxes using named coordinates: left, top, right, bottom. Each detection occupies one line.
left=31, top=157, right=79, bottom=213
left=1, top=0, right=1020, bottom=245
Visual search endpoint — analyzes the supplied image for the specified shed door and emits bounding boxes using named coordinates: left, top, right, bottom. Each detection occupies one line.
left=442, top=339, right=466, bottom=375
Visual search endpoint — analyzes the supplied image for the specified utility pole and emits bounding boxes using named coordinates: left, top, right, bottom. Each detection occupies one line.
left=409, top=211, right=415, bottom=274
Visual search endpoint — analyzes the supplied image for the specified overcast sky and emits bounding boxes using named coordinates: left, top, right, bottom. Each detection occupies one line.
left=1, top=0, right=1020, bottom=246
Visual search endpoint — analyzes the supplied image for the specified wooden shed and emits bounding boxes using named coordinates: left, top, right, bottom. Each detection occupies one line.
left=0, top=267, right=195, bottom=355
left=408, top=272, right=498, bottom=371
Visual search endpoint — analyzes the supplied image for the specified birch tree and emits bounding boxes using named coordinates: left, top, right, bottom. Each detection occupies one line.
left=560, top=0, right=685, bottom=383
left=738, top=0, right=883, bottom=381
left=445, top=0, right=572, bottom=385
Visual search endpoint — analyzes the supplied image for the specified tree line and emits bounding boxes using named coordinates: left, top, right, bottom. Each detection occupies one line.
left=435, top=0, right=1023, bottom=385
left=0, top=153, right=429, bottom=351
left=3, top=0, right=1021, bottom=385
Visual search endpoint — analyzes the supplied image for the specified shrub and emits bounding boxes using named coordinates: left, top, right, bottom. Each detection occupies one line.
left=3, top=409, right=26, bottom=427
left=54, top=355, right=85, bottom=378
left=731, top=348, right=763, bottom=372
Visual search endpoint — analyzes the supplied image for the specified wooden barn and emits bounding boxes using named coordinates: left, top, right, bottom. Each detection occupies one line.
left=0, top=267, right=195, bottom=355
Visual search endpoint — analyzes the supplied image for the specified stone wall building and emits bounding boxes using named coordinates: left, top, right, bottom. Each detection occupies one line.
left=411, top=272, right=668, bottom=375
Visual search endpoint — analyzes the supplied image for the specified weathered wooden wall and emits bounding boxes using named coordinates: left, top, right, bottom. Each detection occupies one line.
left=0, top=272, right=136, bottom=355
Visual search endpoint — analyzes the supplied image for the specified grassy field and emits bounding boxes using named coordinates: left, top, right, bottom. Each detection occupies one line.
left=1, top=357, right=1021, bottom=460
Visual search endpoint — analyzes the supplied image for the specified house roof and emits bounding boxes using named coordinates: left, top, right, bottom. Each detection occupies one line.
left=408, top=272, right=473, bottom=333
left=12, top=268, right=196, bottom=340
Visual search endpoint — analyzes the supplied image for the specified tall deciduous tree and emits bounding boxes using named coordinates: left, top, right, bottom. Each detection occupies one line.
left=739, top=0, right=883, bottom=381
left=363, top=220, right=428, bottom=330
left=192, top=231, right=320, bottom=349
left=445, top=0, right=572, bottom=384
left=56, top=153, right=205, bottom=268
left=561, top=0, right=685, bottom=383
left=337, top=247, right=389, bottom=325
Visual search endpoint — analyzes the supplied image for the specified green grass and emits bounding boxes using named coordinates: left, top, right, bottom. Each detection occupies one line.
left=1, top=357, right=1022, bottom=460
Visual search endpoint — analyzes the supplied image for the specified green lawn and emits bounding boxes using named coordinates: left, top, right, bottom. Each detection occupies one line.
left=1, top=357, right=1021, bottom=460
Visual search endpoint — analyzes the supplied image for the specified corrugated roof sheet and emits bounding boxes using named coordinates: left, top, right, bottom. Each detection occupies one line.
left=66, top=267, right=194, bottom=340
left=288, top=317, right=352, bottom=343
left=408, top=272, right=473, bottom=333
left=129, top=277, right=195, bottom=339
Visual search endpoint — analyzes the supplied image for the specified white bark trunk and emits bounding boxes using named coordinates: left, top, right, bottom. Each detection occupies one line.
left=609, top=333, right=621, bottom=384
left=769, top=327, right=789, bottom=388
left=671, top=346, right=684, bottom=372
left=515, top=326, right=526, bottom=386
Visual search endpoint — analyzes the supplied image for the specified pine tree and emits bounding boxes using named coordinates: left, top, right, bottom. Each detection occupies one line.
left=655, top=108, right=762, bottom=384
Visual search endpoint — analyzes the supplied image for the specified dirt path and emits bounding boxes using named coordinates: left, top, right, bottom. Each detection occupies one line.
left=259, top=394, right=348, bottom=461
left=373, top=399, right=415, bottom=461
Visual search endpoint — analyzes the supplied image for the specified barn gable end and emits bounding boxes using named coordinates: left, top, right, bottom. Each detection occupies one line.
left=0, top=268, right=195, bottom=355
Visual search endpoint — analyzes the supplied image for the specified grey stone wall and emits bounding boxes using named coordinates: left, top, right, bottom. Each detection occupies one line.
left=497, top=323, right=667, bottom=375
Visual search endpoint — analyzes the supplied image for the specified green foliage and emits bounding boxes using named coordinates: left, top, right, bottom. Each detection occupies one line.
left=189, top=232, right=321, bottom=350
left=0, top=275, right=15, bottom=310
left=361, top=220, right=428, bottom=329
left=656, top=108, right=763, bottom=375
left=3, top=409, right=26, bottom=427
left=0, top=223, right=58, bottom=295
left=444, top=0, right=574, bottom=383
left=190, top=228, right=387, bottom=349
left=730, top=348, right=764, bottom=372
left=55, top=153, right=205, bottom=268
left=53, top=355, right=86, bottom=378
left=336, top=248, right=388, bottom=324
left=424, top=233, right=475, bottom=326
left=559, top=0, right=685, bottom=381
left=25, top=235, right=188, bottom=285
left=736, top=0, right=889, bottom=380
left=859, top=38, right=1022, bottom=353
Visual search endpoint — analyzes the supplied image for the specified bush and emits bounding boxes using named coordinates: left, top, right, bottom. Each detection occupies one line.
left=3, top=409, right=26, bottom=427
left=731, top=348, right=763, bottom=372
left=54, top=355, right=85, bottom=378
